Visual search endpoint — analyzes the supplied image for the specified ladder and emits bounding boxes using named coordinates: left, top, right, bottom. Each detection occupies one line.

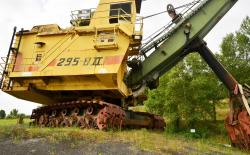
left=0, top=27, right=23, bottom=90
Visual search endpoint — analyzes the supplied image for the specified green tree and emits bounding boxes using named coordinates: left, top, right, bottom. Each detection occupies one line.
left=145, top=62, right=185, bottom=131
left=219, top=16, right=250, bottom=84
left=145, top=53, right=223, bottom=131
left=145, top=16, right=250, bottom=132
left=7, top=109, right=19, bottom=119
left=0, top=110, right=6, bottom=119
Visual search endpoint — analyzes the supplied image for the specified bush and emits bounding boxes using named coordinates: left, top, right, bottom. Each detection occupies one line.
left=0, top=110, right=6, bottom=119
left=17, top=115, right=25, bottom=125
left=183, top=128, right=210, bottom=139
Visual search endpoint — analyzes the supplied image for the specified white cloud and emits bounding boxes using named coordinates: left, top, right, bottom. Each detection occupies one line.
left=0, top=0, right=249, bottom=114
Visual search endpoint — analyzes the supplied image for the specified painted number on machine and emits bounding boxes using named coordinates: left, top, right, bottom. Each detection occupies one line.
left=57, top=57, right=103, bottom=66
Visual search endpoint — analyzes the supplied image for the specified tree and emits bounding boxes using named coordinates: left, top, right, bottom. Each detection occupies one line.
left=7, top=109, right=19, bottom=119
left=0, top=110, right=6, bottom=119
left=145, top=53, right=223, bottom=131
left=219, top=16, right=250, bottom=84
left=145, top=16, right=250, bottom=132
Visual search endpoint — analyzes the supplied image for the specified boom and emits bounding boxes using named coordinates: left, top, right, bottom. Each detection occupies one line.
left=126, top=0, right=238, bottom=88
left=126, top=0, right=250, bottom=149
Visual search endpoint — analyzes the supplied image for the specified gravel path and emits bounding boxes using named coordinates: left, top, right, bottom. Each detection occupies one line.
left=0, top=138, right=158, bottom=155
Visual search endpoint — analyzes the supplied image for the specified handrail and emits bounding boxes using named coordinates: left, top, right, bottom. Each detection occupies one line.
left=118, top=8, right=131, bottom=22
left=3, top=8, right=137, bottom=74
left=71, top=8, right=133, bottom=23
left=142, top=0, right=201, bottom=43
left=95, top=26, right=118, bottom=44
left=133, top=16, right=143, bottom=34
left=126, top=0, right=238, bottom=87
left=140, top=0, right=202, bottom=56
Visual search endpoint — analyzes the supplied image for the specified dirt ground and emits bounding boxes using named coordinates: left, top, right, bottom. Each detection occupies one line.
left=0, top=138, right=158, bottom=155
left=0, top=137, right=236, bottom=155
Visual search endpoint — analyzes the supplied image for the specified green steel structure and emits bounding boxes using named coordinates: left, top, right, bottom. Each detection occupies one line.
left=126, top=0, right=250, bottom=149
left=126, top=0, right=238, bottom=87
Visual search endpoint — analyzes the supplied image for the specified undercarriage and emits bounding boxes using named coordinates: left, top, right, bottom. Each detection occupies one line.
left=30, top=99, right=166, bottom=130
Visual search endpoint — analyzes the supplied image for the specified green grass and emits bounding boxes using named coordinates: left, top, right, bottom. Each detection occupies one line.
left=0, top=118, right=248, bottom=154
left=0, top=119, right=21, bottom=127
left=0, top=103, right=246, bottom=154
left=129, top=105, right=147, bottom=112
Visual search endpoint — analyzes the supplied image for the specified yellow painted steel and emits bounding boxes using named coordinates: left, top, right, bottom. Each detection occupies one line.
left=3, top=0, right=143, bottom=105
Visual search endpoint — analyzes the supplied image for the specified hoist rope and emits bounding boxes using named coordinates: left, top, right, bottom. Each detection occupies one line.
left=139, top=0, right=202, bottom=56
left=141, top=0, right=201, bottom=20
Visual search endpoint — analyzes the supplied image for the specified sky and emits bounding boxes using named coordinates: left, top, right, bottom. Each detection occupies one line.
left=0, top=0, right=249, bottom=115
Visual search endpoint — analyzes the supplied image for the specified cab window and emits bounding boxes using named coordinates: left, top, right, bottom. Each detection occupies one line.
left=109, top=3, right=131, bottom=23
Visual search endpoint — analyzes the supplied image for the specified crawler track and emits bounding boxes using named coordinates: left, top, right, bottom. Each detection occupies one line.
left=31, top=99, right=166, bottom=130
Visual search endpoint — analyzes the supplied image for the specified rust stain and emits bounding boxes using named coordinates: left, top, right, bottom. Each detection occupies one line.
left=225, top=110, right=250, bottom=149
left=104, top=55, right=123, bottom=65
left=48, top=59, right=57, bottom=67
left=13, top=53, right=23, bottom=72
left=27, top=66, right=39, bottom=72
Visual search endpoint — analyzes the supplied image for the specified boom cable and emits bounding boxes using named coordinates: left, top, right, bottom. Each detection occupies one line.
left=138, top=0, right=202, bottom=57
left=140, top=1, right=201, bottom=20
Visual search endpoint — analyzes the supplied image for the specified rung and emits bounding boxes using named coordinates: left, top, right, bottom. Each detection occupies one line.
left=1, top=57, right=7, bottom=62
left=0, top=64, right=4, bottom=69
left=11, top=48, right=18, bottom=53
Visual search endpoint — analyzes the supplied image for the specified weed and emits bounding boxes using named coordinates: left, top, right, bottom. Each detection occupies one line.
left=48, top=149, right=56, bottom=155
left=70, top=142, right=77, bottom=149
left=11, top=125, right=29, bottom=140
left=0, top=119, right=249, bottom=154
left=68, top=130, right=84, bottom=141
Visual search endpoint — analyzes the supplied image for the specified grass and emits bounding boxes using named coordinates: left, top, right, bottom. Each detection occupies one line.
left=0, top=119, right=21, bottom=127
left=0, top=118, right=249, bottom=154
left=0, top=103, right=248, bottom=154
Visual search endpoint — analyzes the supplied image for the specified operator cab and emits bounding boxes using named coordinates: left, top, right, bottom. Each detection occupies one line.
left=109, top=2, right=132, bottom=24
left=69, top=2, right=132, bottom=26
left=70, top=0, right=143, bottom=27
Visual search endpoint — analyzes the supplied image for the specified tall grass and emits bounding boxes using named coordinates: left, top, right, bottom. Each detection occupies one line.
left=0, top=119, right=248, bottom=154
